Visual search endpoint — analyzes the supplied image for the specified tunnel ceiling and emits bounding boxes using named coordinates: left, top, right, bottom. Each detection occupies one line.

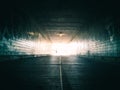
left=0, top=0, right=120, bottom=42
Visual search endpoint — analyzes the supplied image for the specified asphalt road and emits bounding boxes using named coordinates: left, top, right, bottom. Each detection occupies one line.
left=0, top=56, right=120, bottom=90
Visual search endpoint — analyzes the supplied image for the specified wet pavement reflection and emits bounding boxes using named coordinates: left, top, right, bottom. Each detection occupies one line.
left=0, top=56, right=120, bottom=90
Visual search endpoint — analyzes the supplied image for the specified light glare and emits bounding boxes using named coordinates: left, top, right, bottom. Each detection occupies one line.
left=11, top=39, right=89, bottom=56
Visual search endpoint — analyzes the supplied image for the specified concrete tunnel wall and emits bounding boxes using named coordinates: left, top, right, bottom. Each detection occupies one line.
left=0, top=10, right=120, bottom=59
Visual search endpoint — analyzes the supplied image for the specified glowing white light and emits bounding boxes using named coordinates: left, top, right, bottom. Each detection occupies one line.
left=51, top=42, right=82, bottom=56
left=11, top=39, right=89, bottom=56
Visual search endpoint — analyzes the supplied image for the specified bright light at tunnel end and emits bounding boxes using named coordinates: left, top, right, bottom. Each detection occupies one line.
left=12, top=39, right=89, bottom=56
left=51, top=43, right=78, bottom=56
left=51, top=42, right=88, bottom=56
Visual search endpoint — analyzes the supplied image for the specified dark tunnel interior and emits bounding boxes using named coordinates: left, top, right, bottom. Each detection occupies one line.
left=0, top=0, right=120, bottom=90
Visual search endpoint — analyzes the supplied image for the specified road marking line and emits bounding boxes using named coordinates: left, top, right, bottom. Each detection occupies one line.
left=59, top=56, right=63, bottom=90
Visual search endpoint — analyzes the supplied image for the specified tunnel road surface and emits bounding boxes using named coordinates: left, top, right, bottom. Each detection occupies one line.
left=0, top=56, right=120, bottom=90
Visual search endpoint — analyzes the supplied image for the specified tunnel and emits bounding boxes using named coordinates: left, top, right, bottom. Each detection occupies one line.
left=0, top=0, right=120, bottom=90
